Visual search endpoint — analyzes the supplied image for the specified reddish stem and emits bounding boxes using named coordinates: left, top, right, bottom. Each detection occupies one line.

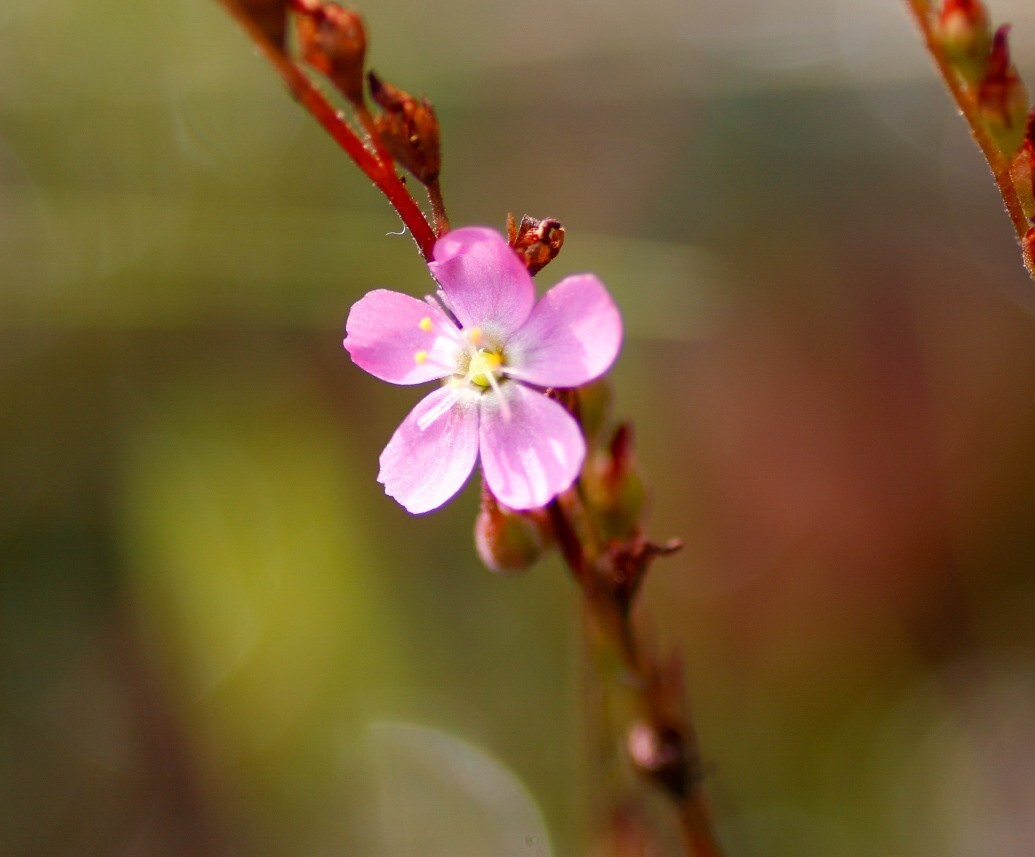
left=216, top=0, right=438, bottom=260
left=427, top=180, right=452, bottom=236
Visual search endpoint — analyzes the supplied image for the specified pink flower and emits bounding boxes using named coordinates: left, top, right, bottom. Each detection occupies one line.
left=344, top=227, right=623, bottom=514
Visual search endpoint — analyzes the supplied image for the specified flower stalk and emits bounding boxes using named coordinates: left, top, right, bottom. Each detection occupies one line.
left=547, top=487, right=724, bottom=857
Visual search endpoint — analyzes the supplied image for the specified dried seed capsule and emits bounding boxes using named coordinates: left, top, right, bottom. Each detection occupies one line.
left=296, top=4, right=367, bottom=104
left=506, top=214, right=565, bottom=275
left=235, top=0, right=290, bottom=49
left=369, top=73, right=441, bottom=184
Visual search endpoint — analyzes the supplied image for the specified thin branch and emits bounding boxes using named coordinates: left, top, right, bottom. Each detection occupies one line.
left=215, top=0, right=438, bottom=260
left=426, top=180, right=452, bottom=236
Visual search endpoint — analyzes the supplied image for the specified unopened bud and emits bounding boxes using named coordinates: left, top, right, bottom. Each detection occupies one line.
left=506, top=214, right=565, bottom=275
left=235, top=0, right=290, bottom=48
left=296, top=4, right=367, bottom=104
left=935, top=0, right=991, bottom=84
left=582, top=424, right=645, bottom=540
left=474, top=487, right=551, bottom=575
left=627, top=720, right=689, bottom=799
left=369, top=73, right=441, bottom=184
left=978, top=26, right=1030, bottom=155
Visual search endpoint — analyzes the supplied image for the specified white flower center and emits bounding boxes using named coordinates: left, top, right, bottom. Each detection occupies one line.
left=412, top=314, right=514, bottom=427
left=413, top=315, right=509, bottom=396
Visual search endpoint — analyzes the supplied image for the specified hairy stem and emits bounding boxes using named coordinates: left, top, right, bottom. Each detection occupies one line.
left=903, top=0, right=1030, bottom=243
left=426, top=180, right=452, bottom=236
left=215, top=0, right=438, bottom=259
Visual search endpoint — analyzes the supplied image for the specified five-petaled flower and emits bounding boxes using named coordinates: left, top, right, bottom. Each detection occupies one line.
left=344, top=227, right=623, bottom=513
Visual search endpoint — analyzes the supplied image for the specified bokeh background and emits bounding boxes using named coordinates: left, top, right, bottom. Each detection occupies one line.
left=4, top=0, right=1035, bottom=854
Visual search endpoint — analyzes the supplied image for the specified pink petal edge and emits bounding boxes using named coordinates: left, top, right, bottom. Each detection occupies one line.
left=428, top=227, right=534, bottom=337
left=504, top=274, right=623, bottom=388
left=344, top=289, right=459, bottom=385
left=478, top=384, right=585, bottom=510
left=378, top=386, right=480, bottom=514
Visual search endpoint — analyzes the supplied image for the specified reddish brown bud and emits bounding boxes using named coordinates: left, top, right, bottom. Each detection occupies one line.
left=235, top=0, right=290, bottom=48
left=978, top=26, right=1030, bottom=155
left=296, top=4, right=367, bottom=104
left=474, top=487, right=551, bottom=575
left=506, top=214, right=565, bottom=276
left=935, top=0, right=991, bottom=84
left=368, top=73, right=441, bottom=184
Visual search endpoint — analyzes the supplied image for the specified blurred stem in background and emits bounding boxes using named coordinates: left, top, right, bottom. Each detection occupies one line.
left=903, top=0, right=1035, bottom=277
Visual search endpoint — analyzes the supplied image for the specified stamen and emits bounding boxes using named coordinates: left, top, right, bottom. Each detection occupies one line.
left=498, top=365, right=531, bottom=383
left=414, top=350, right=428, bottom=364
left=484, top=370, right=512, bottom=420
left=421, top=295, right=467, bottom=350
left=418, top=316, right=433, bottom=332
left=466, top=326, right=483, bottom=347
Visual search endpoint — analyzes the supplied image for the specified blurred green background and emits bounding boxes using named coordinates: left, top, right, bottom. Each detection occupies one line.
left=4, top=0, right=1035, bottom=854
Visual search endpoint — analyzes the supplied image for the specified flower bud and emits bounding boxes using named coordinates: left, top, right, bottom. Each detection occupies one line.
left=474, top=487, right=551, bottom=574
left=582, top=423, right=645, bottom=541
left=934, top=0, right=991, bottom=84
left=627, top=720, right=689, bottom=799
left=368, top=73, right=441, bottom=184
left=235, top=0, right=290, bottom=49
left=978, top=26, right=1030, bottom=156
left=506, top=214, right=565, bottom=275
left=296, top=4, right=367, bottom=104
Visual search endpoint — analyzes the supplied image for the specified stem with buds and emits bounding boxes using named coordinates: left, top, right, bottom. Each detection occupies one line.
left=903, top=0, right=1035, bottom=279
left=215, top=2, right=725, bottom=853
left=215, top=0, right=439, bottom=259
left=548, top=489, right=725, bottom=857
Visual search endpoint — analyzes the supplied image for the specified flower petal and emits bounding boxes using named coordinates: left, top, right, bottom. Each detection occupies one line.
left=428, top=227, right=534, bottom=337
left=504, top=274, right=622, bottom=388
left=344, top=289, right=461, bottom=385
left=378, top=386, right=480, bottom=514
left=479, top=384, right=585, bottom=510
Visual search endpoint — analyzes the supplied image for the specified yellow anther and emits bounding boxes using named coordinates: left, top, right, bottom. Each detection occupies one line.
left=414, top=350, right=428, bottom=365
left=418, top=316, right=433, bottom=332
left=466, top=326, right=483, bottom=346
